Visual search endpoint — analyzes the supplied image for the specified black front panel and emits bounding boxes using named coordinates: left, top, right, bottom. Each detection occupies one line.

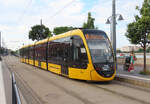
left=94, top=63, right=115, bottom=78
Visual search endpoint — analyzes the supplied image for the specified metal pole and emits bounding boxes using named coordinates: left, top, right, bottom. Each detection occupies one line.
left=40, top=19, right=43, bottom=26
left=110, top=19, right=113, bottom=44
left=112, top=0, right=116, bottom=59
left=0, top=32, right=1, bottom=48
left=12, top=73, right=22, bottom=104
left=0, top=32, right=1, bottom=60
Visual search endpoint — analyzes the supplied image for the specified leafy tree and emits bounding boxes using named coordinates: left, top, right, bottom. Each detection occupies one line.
left=29, top=25, right=51, bottom=41
left=147, top=46, right=150, bottom=52
left=125, top=0, right=150, bottom=72
left=53, top=26, right=74, bottom=35
left=137, top=48, right=144, bottom=52
left=83, top=12, right=97, bottom=29
left=117, top=49, right=122, bottom=53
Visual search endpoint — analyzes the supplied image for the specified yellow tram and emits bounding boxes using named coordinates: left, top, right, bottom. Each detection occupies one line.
left=20, top=29, right=116, bottom=81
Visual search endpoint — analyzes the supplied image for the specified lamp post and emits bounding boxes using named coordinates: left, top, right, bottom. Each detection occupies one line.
left=106, top=0, right=124, bottom=63
left=106, top=14, right=124, bottom=43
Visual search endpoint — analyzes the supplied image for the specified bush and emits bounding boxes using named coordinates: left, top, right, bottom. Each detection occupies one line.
left=139, top=71, right=150, bottom=75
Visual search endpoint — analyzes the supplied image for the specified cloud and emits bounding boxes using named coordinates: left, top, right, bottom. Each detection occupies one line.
left=1, top=0, right=86, bottom=50
left=0, top=0, right=144, bottom=50
left=89, top=0, right=143, bottom=48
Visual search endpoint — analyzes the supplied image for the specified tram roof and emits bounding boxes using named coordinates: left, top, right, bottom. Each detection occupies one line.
left=35, top=38, right=49, bottom=45
left=20, top=29, right=106, bottom=49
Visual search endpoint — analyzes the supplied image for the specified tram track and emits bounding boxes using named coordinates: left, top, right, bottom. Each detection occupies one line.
left=112, top=80, right=150, bottom=93
left=91, top=83, right=150, bottom=104
left=3, top=56, right=94, bottom=104
left=3, top=56, right=150, bottom=104
left=4, top=56, right=94, bottom=104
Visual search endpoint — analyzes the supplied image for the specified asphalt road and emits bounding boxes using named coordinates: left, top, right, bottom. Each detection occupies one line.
left=2, top=55, right=150, bottom=104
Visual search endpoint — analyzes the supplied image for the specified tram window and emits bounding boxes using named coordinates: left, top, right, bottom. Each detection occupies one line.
left=47, top=36, right=88, bottom=69
left=29, top=46, right=34, bottom=59
left=19, top=49, right=23, bottom=57
left=48, top=37, right=72, bottom=63
left=35, top=43, right=46, bottom=61
left=24, top=48, right=28, bottom=59
left=72, top=36, right=88, bottom=63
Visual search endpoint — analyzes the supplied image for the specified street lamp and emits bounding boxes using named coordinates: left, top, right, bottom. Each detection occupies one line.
left=106, top=0, right=124, bottom=64
left=106, top=14, right=124, bottom=42
left=106, top=15, right=123, bottom=24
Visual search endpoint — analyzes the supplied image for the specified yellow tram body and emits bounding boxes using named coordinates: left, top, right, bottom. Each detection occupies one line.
left=20, top=29, right=116, bottom=81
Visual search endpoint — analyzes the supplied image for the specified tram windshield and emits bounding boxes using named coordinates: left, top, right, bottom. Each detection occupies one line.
left=85, top=33, right=114, bottom=63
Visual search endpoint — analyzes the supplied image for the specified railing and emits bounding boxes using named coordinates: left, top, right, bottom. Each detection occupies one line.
left=12, top=73, right=21, bottom=104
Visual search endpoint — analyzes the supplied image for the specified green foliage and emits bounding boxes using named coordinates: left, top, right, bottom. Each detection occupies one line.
left=83, top=12, right=97, bottom=29
left=29, top=25, right=51, bottom=41
left=147, top=46, right=150, bottom=52
left=126, top=0, right=150, bottom=72
left=139, top=70, right=150, bottom=75
left=53, top=26, right=74, bottom=35
left=136, top=47, right=150, bottom=52
left=148, top=33, right=150, bottom=39
left=137, top=48, right=144, bottom=52
left=140, top=0, right=150, bottom=16
left=117, top=49, right=122, bottom=53
left=126, top=0, right=150, bottom=47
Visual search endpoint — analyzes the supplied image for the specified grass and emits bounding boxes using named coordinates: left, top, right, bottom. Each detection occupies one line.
left=139, top=70, right=150, bottom=75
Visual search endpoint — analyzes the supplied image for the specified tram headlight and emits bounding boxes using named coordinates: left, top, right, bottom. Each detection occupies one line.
left=95, top=65, right=110, bottom=71
left=95, top=67, right=102, bottom=71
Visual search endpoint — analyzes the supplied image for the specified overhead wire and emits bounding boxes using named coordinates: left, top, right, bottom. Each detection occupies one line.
left=17, top=0, right=76, bottom=25
left=50, top=0, right=76, bottom=19
left=12, top=0, right=77, bottom=50
left=18, top=0, right=33, bottom=25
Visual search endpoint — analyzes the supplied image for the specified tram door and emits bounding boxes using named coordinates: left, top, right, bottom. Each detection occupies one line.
left=71, top=36, right=88, bottom=69
left=59, top=36, right=88, bottom=75
left=61, top=65, right=68, bottom=75
left=61, top=43, right=70, bottom=75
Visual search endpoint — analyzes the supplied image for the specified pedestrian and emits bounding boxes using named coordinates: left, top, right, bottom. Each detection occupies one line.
left=128, top=50, right=137, bottom=72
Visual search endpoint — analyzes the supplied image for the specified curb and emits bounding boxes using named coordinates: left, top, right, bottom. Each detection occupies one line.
left=115, top=74, right=150, bottom=88
left=0, top=62, right=7, bottom=104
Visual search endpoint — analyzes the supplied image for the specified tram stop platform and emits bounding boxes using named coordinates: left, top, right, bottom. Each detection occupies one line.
left=0, top=61, right=12, bottom=104
left=0, top=60, right=26, bottom=104
left=116, top=65, right=150, bottom=88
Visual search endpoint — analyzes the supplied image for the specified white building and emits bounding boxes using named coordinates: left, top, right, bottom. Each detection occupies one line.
left=120, top=45, right=140, bottom=52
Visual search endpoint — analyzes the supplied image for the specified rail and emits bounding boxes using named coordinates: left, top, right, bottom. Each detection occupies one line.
left=12, top=73, right=22, bottom=104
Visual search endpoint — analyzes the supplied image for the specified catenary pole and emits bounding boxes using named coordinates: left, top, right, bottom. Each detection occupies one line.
left=112, top=0, right=116, bottom=61
left=0, top=32, right=1, bottom=48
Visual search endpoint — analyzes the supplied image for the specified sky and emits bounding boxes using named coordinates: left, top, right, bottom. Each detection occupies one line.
left=0, top=0, right=143, bottom=50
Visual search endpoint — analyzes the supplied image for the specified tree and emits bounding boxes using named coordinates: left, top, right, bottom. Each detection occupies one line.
left=29, top=25, right=51, bottom=41
left=117, top=49, right=122, bottom=53
left=53, top=26, right=74, bottom=35
left=83, top=12, right=97, bottom=29
left=125, top=0, right=150, bottom=72
left=147, top=46, right=150, bottom=52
